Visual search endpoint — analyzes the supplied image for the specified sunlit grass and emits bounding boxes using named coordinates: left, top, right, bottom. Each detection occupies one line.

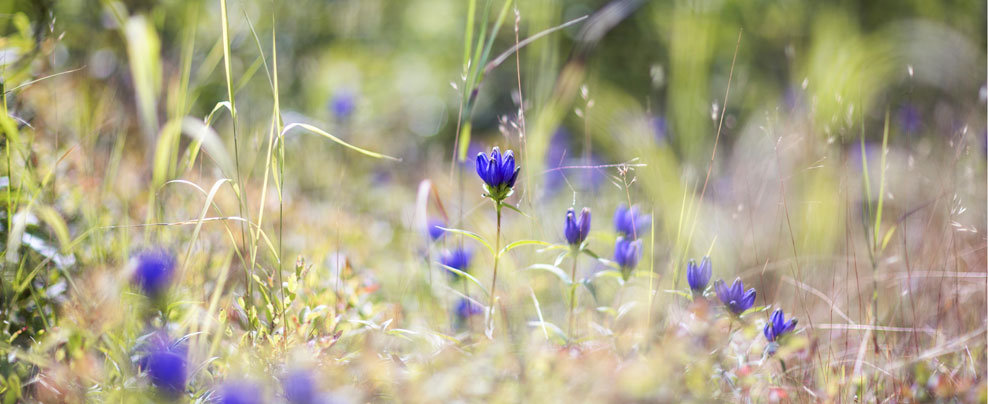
left=0, top=0, right=984, bottom=402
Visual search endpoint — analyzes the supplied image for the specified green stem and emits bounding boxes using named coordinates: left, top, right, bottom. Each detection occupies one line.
left=2, top=86, right=10, bottom=301
left=567, top=248, right=578, bottom=341
left=220, top=0, right=254, bottom=333
left=487, top=201, right=502, bottom=337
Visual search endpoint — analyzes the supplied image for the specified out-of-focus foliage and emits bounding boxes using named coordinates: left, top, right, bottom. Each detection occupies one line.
left=0, top=0, right=984, bottom=402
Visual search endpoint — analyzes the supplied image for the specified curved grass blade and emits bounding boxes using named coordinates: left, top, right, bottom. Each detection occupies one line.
left=437, top=263, right=489, bottom=296
left=281, top=123, right=400, bottom=161
left=529, top=287, right=549, bottom=340
left=436, top=226, right=495, bottom=256
left=522, top=264, right=572, bottom=284
left=181, top=117, right=237, bottom=179
left=498, top=239, right=550, bottom=257
left=182, top=178, right=233, bottom=278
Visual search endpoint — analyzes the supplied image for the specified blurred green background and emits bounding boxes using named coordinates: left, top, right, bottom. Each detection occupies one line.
left=0, top=0, right=985, bottom=402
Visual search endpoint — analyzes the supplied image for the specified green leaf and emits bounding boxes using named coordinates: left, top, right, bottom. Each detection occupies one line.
left=873, top=109, right=890, bottom=248
left=501, top=202, right=529, bottom=217
left=596, top=306, right=617, bottom=317
left=740, top=305, right=770, bottom=318
left=498, top=239, right=551, bottom=257
left=457, top=121, right=472, bottom=162
left=281, top=123, right=401, bottom=161
left=582, top=249, right=616, bottom=268
left=552, top=251, right=569, bottom=267
left=523, top=264, right=572, bottom=284
left=591, top=269, right=625, bottom=286
left=582, top=280, right=599, bottom=302
left=880, top=224, right=897, bottom=252
left=6, top=374, right=20, bottom=400
left=437, top=227, right=495, bottom=256
left=525, top=320, right=567, bottom=344
left=437, top=263, right=489, bottom=296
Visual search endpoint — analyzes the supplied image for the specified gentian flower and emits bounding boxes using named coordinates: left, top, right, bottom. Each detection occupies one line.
left=686, top=257, right=712, bottom=294
left=283, top=370, right=318, bottom=404
left=476, top=146, right=520, bottom=201
left=897, top=104, right=921, bottom=134
left=219, top=381, right=264, bottom=404
left=613, top=204, right=650, bottom=239
left=330, top=91, right=356, bottom=120
left=613, top=237, right=642, bottom=280
left=427, top=219, right=445, bottom=241
left=455, top=298, right=483, bottom=319
left=440, top=248, right=471, bottom=278
left=142, top=338, right=187, bottom=396
left=651, top=115, right=668, bottom=143
left=134, top=249, right=176, bottom=297
left=564, top=208, right=591, bottom=246
left=714, top=277, right=757, bottom=316
left=763, top=309, right=798, bottom=342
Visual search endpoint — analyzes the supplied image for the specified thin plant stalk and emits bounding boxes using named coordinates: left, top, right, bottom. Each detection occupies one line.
left=567, top=247, right=579, bottom=340
left=487, top=201, right=503, bottom=336
left=219, top=0, right=254, bottom=328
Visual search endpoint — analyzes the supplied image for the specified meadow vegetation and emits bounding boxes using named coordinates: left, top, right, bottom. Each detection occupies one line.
left=0, top=0, right=985, bottom=402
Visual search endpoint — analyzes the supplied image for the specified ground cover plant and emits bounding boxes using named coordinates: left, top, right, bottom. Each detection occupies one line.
left=0, top=0, right=985, bottom=402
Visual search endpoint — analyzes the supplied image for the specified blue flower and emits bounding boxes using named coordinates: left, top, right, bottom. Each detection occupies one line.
left=476, top=147, right=520, bottom=200
left=714, top=277, right=756, bottom=316
left=763, top=309, right=798, bottom=342
left=897, top=104, right=921, bottom=134
left=650, top=115, right=668, bottom=143
left=564, top=208, right=591, bottom=246
left=331, top=91, right=356, bottom=120
left=427, top=219, right=445, bottom=241
left=283, top=370, right=318, bottom=404
left=219, top=381, right=264, bottom=404
left=134, top=249, right=176, bottom=297
left=143, top=338, right=187, bottom=396
left=440, top=248, right=471, bottom=278
left=613, top=204, right=650, bottom=239
left=613, top=237, right=642, bottom=279
left=455, top=298, right=483, bottom=319
left=686, top=257, right=712, bottom=294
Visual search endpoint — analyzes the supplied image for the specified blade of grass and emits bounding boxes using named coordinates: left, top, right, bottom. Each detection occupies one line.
left=873, top=109, right=890, bottom=248
left=220, top=0, right=255, bottom=325
left=280, top=123, right=401, bottom=161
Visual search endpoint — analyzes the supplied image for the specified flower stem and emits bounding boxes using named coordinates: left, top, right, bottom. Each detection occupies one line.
left=567, top=248, right=579, bottom=341
left=487, top=201, right=503, bottom=337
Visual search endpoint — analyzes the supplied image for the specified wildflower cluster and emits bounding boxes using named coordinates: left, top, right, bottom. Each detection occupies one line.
left=684, top=257, right=799, bottom=346
left=476, top=147, right=520, bottom=202
left=613, top=204, right=648, bottom=280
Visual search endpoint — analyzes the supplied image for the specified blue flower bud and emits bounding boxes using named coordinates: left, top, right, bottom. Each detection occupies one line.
left=427, top=219, right=445, bottom=241
left=440, top=248, right=471, bottom=279
left=134, top=249, right=176, bottom=297
left=476, top=147, right=520, bottom=200
left=142, top=337, right=187, bottom=396
left=564, top=208, right=591, bottom=246
left=331, top=91, right=356, bottom=120
left=613, top=237, right=642, bottom=279
left=455, top=298, right=483, bottom=320
left=613, top=204, right=651, bottom=240
left=686, top=257, right=712, bottom=294
left=283, top=370, right=318, bottom=404
left=219, top=380, right=264, bottom=404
